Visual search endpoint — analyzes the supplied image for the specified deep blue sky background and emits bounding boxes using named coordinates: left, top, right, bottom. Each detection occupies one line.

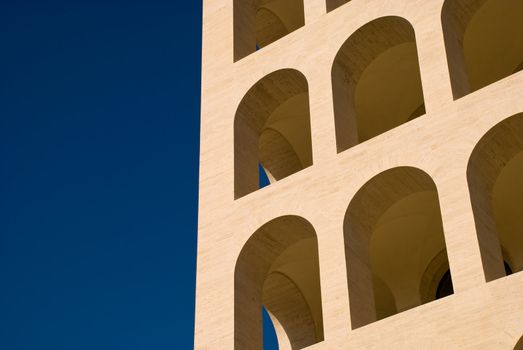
left=1, top=1, right=202, bottom=348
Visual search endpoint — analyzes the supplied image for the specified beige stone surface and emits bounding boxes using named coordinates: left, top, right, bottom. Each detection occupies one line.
left=195, top=0, right=523, bottom=348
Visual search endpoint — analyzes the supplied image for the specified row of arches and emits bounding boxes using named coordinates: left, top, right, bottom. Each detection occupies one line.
left=234, top=113, right=523, bottom=349
left=231, top=0, right=367, bottom=60
left=234, top=0, right=523, bottom=199
left=234, top=0, right=523, bottom=64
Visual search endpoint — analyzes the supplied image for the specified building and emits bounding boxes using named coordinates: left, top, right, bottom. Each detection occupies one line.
left=194, top=0, right=523, bottom=348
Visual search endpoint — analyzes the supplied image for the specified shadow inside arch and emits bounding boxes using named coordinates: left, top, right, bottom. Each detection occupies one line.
left=234, top=215, right=324, bottom=350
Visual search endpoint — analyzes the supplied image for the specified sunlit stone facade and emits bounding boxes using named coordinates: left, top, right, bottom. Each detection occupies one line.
left=195, top=0, right=523, bottom=348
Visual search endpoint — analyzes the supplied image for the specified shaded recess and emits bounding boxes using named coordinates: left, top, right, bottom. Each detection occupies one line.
left=234, top=215, right=324, bottom=350
left=234, top=69, right=313, bottom=199
left=234, top=0, right=305, bottom=61
left=467, top=112, right=523, bottom=281
left=515, top=335, right=523, bottom=350
left=331, top=16, right=426, bottom=153
left=326, top=0, right=351, bottom=12
left=442, top=0, right=523, bottom=99
left=343, top=167, right=451, bottom=329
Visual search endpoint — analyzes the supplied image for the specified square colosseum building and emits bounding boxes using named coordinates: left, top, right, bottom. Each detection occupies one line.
left=194, top=0, right=523, bottom=348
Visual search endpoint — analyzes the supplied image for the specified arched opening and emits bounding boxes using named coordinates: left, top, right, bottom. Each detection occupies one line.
left=234, top=69, right=313, bottom=199
left=467, top=112, right=523, bottom=281
left=234, top=215, right=324, bottom=349
left=326, top=0, right=351, bottom=13
left=442, top=0, right=523, bottom=99
left=234, top=0, right=305, bottom=61
left=331, top=16, right=426, bottom=153
left=343, top=167, right=451, bottom=329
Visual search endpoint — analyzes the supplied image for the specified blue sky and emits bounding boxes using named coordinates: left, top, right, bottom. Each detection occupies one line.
left=1, top=1, right=201, bottom=348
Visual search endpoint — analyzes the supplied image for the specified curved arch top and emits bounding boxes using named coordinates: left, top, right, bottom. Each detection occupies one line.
left=234, top=215, right=324, bottom=350
left=234, top=0, right=305, bottom=61
left=331, top=16, right=426, bottom=153
left=344, top=167, right=450, bottom=328
left=467, top=112, right=523, bottom=281
left=442, top=0, right=523, bottom=98
left=234, top=68, right=313, bottom=199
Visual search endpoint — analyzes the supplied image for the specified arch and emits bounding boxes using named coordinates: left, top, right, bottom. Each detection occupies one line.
left=344, top=167, right=451, bottom=328
left=234, top=0, right=305, bottom=61
left=326, top=0, right=351, bottom=13
left=442, top=0, right=523, bottom=99
left=331, top=16, right=426, bottom=153
left=234, top=215, right=324, bottom=349
left=234, top=69, right=313, bottom=199
left=467, top=112, right=523, bottom=281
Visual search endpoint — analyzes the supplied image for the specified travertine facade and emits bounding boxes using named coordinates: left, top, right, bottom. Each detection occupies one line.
left=195, top=0, right=523, bottom=348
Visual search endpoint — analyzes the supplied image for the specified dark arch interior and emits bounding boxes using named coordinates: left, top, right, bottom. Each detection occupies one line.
left=435, top=270, right=454, bottom=300
left=234, top=0, right=305, bottom=60
left=436, top=262, right=513, bottom=300
left=442, top=0, right=523, bottom=99
left=234, top=216, right=324, bottom=349
left=344, top=167, right=449, bottom=328
left=467, top=113, right=523, bottom=280
left=234, top=69, right=312, bottom=199
left=331, top=16, right=425, bottom=153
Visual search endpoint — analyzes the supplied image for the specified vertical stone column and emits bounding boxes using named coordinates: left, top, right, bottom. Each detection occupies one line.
left=303, top=0, right=327, bottom=24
